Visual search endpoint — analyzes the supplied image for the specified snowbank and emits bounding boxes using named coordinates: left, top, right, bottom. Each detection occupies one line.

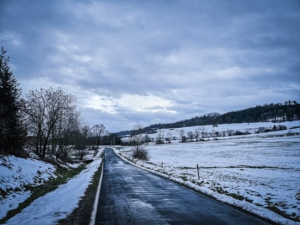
left=3, top=157, right=102, bottom=225
left=0, top=156, right=56, bottom=219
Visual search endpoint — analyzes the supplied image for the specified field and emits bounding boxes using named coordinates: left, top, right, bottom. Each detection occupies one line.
left=117, top=121, right=300, bottom=224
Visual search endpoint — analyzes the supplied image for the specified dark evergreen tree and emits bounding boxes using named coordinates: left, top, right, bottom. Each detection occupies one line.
left=0, top=47, right=25, bottom=156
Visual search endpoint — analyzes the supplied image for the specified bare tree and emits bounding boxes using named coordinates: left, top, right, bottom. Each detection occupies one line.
left=144, top=134, right=151, bottom=143
left=166, top=132, right=172, bottom=143
left=80, top=125, right=91, bottom=147
left=187, top=131, right=194, bottom=141
left=131, top=124, right=143, bottom=149
left=227, top=129, right=234, bottom=136
left=199, top=126, right=207, bottom=139
left=53, top=110, right=82, bottom=160
left=70, top=124, right=91, bottom=160
left=23, top=87, right=78, bottom=158
left=195, top=128, right=200, bottom=141
left=155, top=132, right=164, bottom=144
left=211, top=129, right=215, bottom=138
left=221, top=131, right=226, bottom=137
left=179, top=129, right=186, bottom=143
left=92, top=124, right=106, bottom=147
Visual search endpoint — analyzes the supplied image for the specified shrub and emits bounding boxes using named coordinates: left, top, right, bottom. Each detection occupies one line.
left=278, top=125, right=287, bottom=130
left=263, top=128, right=273, bottom=133
left=131, top=146, right=149, bottom=161
left=234, top=130, right=245, bottom=135
left=287, top=131, right=295, bottom=136
left=155, top=139, right=164, bottom=144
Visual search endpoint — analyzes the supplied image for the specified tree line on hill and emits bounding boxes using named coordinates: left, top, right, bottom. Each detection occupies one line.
left=172, top=102, right=299, bottom=128
left=0, top=47, right=118, bottom=159
left=118, top=102, right=300, bottom=137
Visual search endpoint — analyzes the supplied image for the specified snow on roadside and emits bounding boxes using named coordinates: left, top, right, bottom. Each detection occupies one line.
left=3, top=157, right=102, bottom=225
left=0, top=156, right=56, bottom=219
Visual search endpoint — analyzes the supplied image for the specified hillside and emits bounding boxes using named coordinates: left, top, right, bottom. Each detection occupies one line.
left=117, top=101, right=300, bottom=136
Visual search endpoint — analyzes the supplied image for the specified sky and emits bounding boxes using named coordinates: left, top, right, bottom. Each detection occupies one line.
left=0, top=0, right=300, bottom=132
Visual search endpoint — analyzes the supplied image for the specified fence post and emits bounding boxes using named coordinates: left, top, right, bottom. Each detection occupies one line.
left=197, top=164, right=200, bottom=180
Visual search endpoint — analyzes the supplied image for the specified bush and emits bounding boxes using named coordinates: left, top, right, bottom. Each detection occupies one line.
left=287, top=131, right=296, bottom=136
left=234, top=130, right=245, bottom=135
left=263, top=128, right=273, bottom=133
left=155, top=139, right=164, bottom=144
left=278, top=125, right=287, bottom=130
left=131, top=146, right=149, bottom=161
left=234, top=130, right=251, bottom=136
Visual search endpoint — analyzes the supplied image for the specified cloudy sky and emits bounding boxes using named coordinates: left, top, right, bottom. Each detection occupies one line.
left=1, top=0, right=299, bottom=132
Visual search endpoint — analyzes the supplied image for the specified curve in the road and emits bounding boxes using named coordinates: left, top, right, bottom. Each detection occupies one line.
left=95, top=148, right=274, bottom=225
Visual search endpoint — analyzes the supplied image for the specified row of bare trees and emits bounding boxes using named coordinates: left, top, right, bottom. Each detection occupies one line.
left=129, top=124, right=281, bottom=146
left=22, top=88, right=110, bottom=160
left=22, top=87, right=110, bottom=160
left=23, top=88, right=79, bottom=159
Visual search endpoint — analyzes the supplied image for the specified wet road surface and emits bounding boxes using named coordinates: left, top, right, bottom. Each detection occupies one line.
left=95, top=148, right=274, bottom=225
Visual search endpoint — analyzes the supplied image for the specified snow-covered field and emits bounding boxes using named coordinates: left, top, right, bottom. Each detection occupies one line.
left=0, top=149, right=103, bottom=224
left=117, top=121, right=300, bottom=224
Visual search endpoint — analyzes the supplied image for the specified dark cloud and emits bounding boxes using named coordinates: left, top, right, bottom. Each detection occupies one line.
left=1, top=0, right=299, bottom=132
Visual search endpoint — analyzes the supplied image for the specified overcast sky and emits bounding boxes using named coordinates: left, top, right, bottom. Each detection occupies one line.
left=1, top=0, right=299, bottom=132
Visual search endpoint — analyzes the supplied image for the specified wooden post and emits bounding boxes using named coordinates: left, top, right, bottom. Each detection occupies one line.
left=197, top=164, right=200, bottom=180
left=161, top=162, right=163, bottom=168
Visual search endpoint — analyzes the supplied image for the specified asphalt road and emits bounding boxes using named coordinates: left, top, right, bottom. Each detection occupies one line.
left=95, top=148, right=274, bottom=225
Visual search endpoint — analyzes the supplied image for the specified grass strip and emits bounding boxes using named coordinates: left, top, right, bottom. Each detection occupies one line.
left=57, top=162, right=103, bottom=224
left=0, top=164, right=86, bottom=224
